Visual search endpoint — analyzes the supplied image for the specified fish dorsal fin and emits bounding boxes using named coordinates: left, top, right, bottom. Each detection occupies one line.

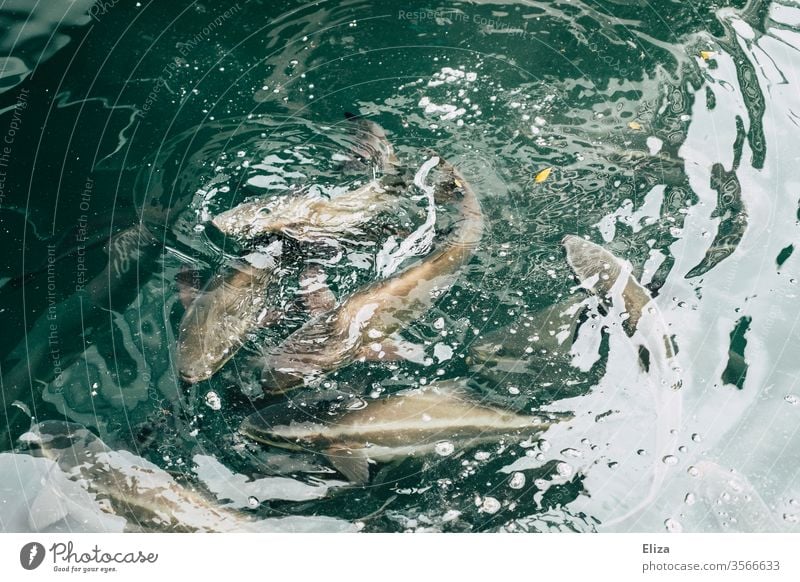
left=392, top=382, right=473, bottom=410
left=324, top=446, right=370, bottom=484
left=299, top=265, right=337, bottom=316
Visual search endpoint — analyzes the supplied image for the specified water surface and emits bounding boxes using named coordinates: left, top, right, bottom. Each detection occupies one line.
left=1, top=0, right=799, bottom=533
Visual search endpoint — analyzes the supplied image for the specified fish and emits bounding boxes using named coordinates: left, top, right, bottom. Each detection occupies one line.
left=210, top=178, right=407, bottom=244
left=176, top=242, right=281, bottom=384
left=211, top=114, right=405, bottom=245
left=240, top=381, right=557, bottom=484
left=561, top=234, right=680, bottom=390
left=467, top=296, right=595, bottom=390
left=1, top=223, right=162, bottom=451
left=22, top=421, right=353, bottom=532
left=340, top=111, right=401, bottom=172
left=562, top=235, right=656, bottom=336
left=258, top=157, right=484, bottom=392
left=562, top=235, right=683, bottom=530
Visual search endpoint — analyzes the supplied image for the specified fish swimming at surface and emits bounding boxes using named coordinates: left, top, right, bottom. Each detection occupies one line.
left=257, top=157, right=484, bottom=393
left=240, top=380, right=559, bottom=484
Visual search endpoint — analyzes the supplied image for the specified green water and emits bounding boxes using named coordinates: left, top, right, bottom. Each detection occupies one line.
left=1, top=0, right=800, bottom=532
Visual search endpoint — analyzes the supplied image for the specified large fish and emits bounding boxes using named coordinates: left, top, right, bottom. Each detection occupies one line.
left=23, top=420, right=352, bottom=532
left=467, top=297, right=597, bottom=392
left=177, top=242, right=281, bottom=384
left=258, top=157, right=484, bottom=392
left=561, top=234, right=680, bottom=388
left=211, top=178, right=407, bottom=244
left=211, top=115, right=404, bottom=245
left=1, top=223, right=162, bottom=451
left=240, top=381, right=557, bottom=484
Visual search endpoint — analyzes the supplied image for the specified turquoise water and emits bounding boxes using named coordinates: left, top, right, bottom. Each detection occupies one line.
left=1, top=0, right=800, bottom=532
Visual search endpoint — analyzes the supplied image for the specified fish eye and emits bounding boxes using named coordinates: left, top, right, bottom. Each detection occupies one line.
left=258, top=207, right=270, bottom=215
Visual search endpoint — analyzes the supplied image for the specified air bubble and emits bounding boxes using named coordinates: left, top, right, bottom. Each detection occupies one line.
left=509, top=472, right=526, bottom=490
left=247, top=496, right=259, bottom=508
left=204, top=391, right=222, bottom=411
left=662, top=455, right=679, bottom=466
left=664, top=518, right=683, bottom=532
left=481, top=497, right=501, bottom=514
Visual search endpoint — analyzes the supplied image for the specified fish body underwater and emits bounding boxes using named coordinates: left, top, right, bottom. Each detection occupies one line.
left=176, top=242, right=281, bottom=384
left=23, top=421, right=298, bottom=532
left=258, top=158, right=484, bottom=392
left=211, top=178, right=406, bottom=244
left=561, top=234, right=680, bottom=388
left=468, top=296, right=587, bottom=384
left=240, top=381, right=556, bottom=483
left=211, top=115, right=404, bottom=245
left=0, top=223, right=162, bottom=451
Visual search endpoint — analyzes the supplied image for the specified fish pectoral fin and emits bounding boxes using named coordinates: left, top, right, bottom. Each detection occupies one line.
left=324, top=447, right=370, bottom=484
left=299, top=265, right=337, bottom=316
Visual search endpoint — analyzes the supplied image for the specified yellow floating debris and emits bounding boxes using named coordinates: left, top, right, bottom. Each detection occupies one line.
left=534, top=167, right=552, bottom=183
left=628, top=121, right=642, bottom=130
left=700, top=51, right=715, bottom=61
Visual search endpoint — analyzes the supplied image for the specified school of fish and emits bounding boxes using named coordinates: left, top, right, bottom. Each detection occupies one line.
left=3, top=113, right=688, bottom=531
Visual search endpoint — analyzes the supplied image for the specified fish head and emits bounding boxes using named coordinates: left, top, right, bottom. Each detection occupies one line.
left=562, top=234, right=623, bottom=296
left=177, top=308, right=241, bottom=384
left=20, top=421, right=104, bottom=471
left=211, top=200, right=275, bottom=240
left=178, top=351, right=221, bottom=385
left=239, top=408, right=284, bottom=447
left=240, top=402, right=329, bottom=449
left=241, top=388, right=363, bottom=449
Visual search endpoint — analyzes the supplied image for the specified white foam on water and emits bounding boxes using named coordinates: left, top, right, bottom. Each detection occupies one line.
left=375, top=155, right=439, bottom=278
